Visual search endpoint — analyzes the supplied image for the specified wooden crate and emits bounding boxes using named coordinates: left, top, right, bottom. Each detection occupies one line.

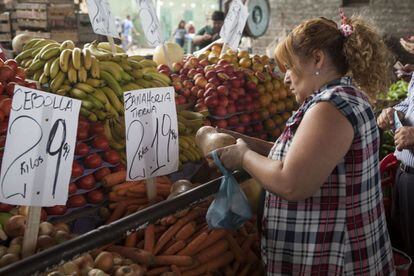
left=17, top=0, right=73, bottom=3
left=50, top=30, right=78, bottom=43
left=0, top=0, right=14, bottom=10
left=0, top=12, right=12, bottom=42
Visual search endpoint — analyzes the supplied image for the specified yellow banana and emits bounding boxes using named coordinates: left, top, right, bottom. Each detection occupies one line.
left=95, top=110, right=108, bottom=121
left=82, top=48, right=92, bottom=70
left=87, top=41, right=112, bottom=61
left=22, top=38, right=43, bottom=51
left=104, top=102, right=120, bottom=119
left=130, top=70, right=144, bottom=79
left=39, top=73, right=49, bottom=85
left=40, top=46, right=60, bottom=60
left=100, top=71, right=123, bottom=96
left=15, top=48, right=34, bottom=63
left=56, top=84, right=71, bottom=96
left=97, top=42, right=125, bottom=53
left=90, top=56, right=100, bottom=78
left=179, top=110, right=205, bottom=120
left=101, top=86, right=124, bottom=113
left=86, top=94, right=105, bottom=110
left=28, top=59, right=46, bottom=73
left=128, top=55, right=145, bottom=62
left=86, top=78, right=106, bottom=88
left=179, top=138, right=190, bottom=149
left=120, top=58, right=132, bottom=71
left=134, top=79, right=153, bottom=88
left=80, top=107, right=91, bottom=117
left=139, top=59, right=157, bottom=68
left=60, top=40, right=75, bottom=51
left=72, top=48, right=82, bottom=70
left=59, top=49, right=72, bottom=73
left=88, top=112, right=98, bottom=122
left=75, top=83, right=95, bottom=94
left=127, top=60, right=143, bottom=70
left=50, top=71, right=66, bottom=93
left=78, top=66, right=88, bottom=83
left=122, top=83, right=142, bottom=91
left=43, top=58, right=54, bottom=77
left=68, top=62, right=77, bottom=84
left=81, top=99, right=95, bottom=110
left=99, top=61, right=123, bottom=81
left=49, top=57, right=60, bottom=79
left=93, top=88, right=109, bottom=105
left=69, top=88, right=88, bottom=99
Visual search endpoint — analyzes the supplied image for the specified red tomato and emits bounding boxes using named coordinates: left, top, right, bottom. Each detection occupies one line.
left=68, top=182, right=77, bottom=194
left=77, top=128, right=89, bottom=141
left=45, top=205, right=67, bottom=216
left=76, top=174, right=96, bottom=190
left=104, top=150, right=120, bottom=165
left=0, top=98, right=12, bottom=117
left=0, top=82, right=4, bottom=95
left=75, top=143, right=89, bottom=156
left=67, top=195, right=87, bottom=208
left=112, top=163, right=126, bottom=173
left=4, top=60, right=18, bottom=71
left=0, top=135, right=5, bottom=147
left=0, top=203, right=14, bottom=212
left=84, top=153, right=103, bottom=169
left=94, top=167, right=111, bottom=181
left=40, top=208, right=48, bottom=221
left=78, top=120, right=90, bottom=133
left=87, top=190, right=104, bottom=204
left=0, top=121, right=8, bottom=135
left=92, top=135, right=109, bottom=150
left=5, top=82, right=16, bottom=97
left=15, top=67, right=26, bottom=80
left=0, top=109, right=5, bottom=123
left=90, top=122, right=105, bottom=136
left=71, top=161, right=84, bottom=178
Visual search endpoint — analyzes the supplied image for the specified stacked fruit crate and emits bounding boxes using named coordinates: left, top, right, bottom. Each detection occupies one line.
left=0, top=13, right=12, bottom=46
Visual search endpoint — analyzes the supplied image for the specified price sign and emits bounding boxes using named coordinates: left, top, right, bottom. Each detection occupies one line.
left=124, top=87, right=179, bottom=181
left=86, top=0, right=119, bottom=38
left=220, top=0, right=249, bottom=51
left=135, top=0, right=163, bottom=46
left=0, top=86, right=81, bottom=206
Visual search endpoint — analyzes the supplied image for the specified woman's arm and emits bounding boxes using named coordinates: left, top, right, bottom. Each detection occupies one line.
left=218, top=102, right=354, bottom=201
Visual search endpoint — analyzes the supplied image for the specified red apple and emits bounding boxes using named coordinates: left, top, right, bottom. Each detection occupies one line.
left=195, top=77, right=207, bottom=88
left=227, top=104, right=236, bottom=114
left=6, top=82, right=16, bottom=97
left=195, top=103, right=208, bottom=112
left=253, top=123, right=264, bottom=132
left=217, top=96, right=229, bottom=107
left=194, top=73, right=204, bottom=80
left=217, top=85, right=228, bottom=96
left=199, top=59, right=209, bottom=67
left=237, top=104, right=246, bottom=112
left=197, top=89, right=205, bottom=98
left=195, top=67, right=204, bottom=74
left=251, top=112, right=261, bottom=121
left=253, top=102, right=261, bottom=110
left=214, top=106, right=227, bottom=117
left=246, top=81, right=257, bottom=90
left=172, top=62, right=183, bottom=72
left=240, top=114, right=251, bottom=124
left=182, top=89, right=191, bottom=97
left=190, top=86, right=199, bottom=97
left=176, top=95, right=186, bottom=105
left=0, top=83, right=4, bottom=95
left=227, top=116, right=239, bottom=126
left=216, top=119, right=228, bottom=129
left=179, top=68, right=189, bottom=76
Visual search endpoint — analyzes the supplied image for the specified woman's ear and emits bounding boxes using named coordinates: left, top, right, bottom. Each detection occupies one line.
left=313, top=50, right=325, bottom=70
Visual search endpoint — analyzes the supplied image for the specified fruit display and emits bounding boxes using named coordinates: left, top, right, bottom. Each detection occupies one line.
left=168, top=43, right=296, bottom=141
left=48, top=202, right=262, bottom=276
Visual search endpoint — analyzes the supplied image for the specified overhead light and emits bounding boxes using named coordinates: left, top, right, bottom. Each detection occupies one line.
left=169, top=2, right=173, bottom=6
left=190, top=3, right=196, bottom=8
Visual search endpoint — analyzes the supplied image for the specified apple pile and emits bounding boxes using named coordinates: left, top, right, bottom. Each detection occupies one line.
left=163, top=44, right=297, bottom=141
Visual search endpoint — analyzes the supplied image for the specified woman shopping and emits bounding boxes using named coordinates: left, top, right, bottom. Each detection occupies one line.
left=214, top=13, right=395, bottom=275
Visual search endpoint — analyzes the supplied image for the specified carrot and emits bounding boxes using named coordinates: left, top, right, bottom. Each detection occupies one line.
left=160, top=215, right=177, bottom=226
left=125, top=231, right=138, bottom=247
left=136, top=239, right=144, bottom=249
left=113, top=181, right=143, bottom=192
left=182, top=251, right=234, bottom=276
left=171, top=265, right=182, bottom=276
left=126, top=204, right=139, bottom=212
left=156, top=175, right=172, bottom=184
left=175, top=222, right=196, bottom=241
left=239, top=262, right=252, bottom=276
left=198, top=229, right=228, bottom=251
left=178, top=231, right=208, bottom=256
left=106, top=202, right=127, bottom=224
left=226, top=234, right=244, bottom=263
left=144, top=224, right=155, bottom=253
left=163, top=240, right=186, bottom=255
left=107, top=245, right=153, bottom=265
left=154, top=255, right=194, bottom=266
left=154, top=208, right=206, bottom=254
left=102, top=171, right=126, bottom=187
left=109, top=202, right=118, bottom=210
left=128, top=183, right=146, bottom=193
left=241, top=234, right=258, bottom=252
left=147, top=266, right=170, bottom=275
left=126, top=191, right=146, bottom=198
left=195, top=239, right=229, bottom=263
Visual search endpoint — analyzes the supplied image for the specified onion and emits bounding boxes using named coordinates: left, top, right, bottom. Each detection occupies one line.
left=10, top=236, right=23, bottom=246
left=7, top=244, right=21, bottom=255
left=53, top=222, right=70, bottom=233
left=73, top=253, right=94, bottom=269
left=0, top=253, right=19, bottom=268
left=54, top=230, right=71, bottom=244
left=88, top=268, right=109, bottom=276
left=4, top=215, right=26, bottom=238
left=112, top=252, right=123, bottom=266
left=59, top=261, right=79, bottom=275
left=153, top=42, right=184, bottom=66
left=39, top=221, right=55, bottom=236
left=94, top=251, right=113, bottom=272
left=36, top=235, right=57, bottom=252
left=114, top=266, right=137, bottom=276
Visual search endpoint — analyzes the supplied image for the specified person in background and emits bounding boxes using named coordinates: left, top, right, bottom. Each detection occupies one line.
left=193, top=11, right=224, bottom=49
left=186, top=21, right=195, bottom=34
left=214, top=13, right=395, bottom=275
left=122, top=15, right=139, bottom=51
left=377, top=36, right=414, bottom=271
left=173, top=20, right=187, bottom=48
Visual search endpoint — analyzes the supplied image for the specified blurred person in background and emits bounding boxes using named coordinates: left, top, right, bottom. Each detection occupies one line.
left=193, top=11, right=224, bottom=49
left=173, top=20, right=187, bottom=47
left=122, top=15, right=139, bottom=51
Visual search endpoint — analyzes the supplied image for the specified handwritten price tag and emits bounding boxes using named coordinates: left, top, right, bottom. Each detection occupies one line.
left=220, top=0, right=249, bottom=51
left=124, top=87, right=179, bottom=181
left=135, top=0, right=163, bottom=46
left=86, top=0, right=119, bottom=38
left=0, top=86, right=81, bottom=206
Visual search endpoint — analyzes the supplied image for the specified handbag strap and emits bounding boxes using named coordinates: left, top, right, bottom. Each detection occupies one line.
left=211, top=150, right=229, bottom=176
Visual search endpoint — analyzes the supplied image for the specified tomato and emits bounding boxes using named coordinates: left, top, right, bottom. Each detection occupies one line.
left=76, top=174, right=96, bottom=190
left=0, top=98, right=12, bottom=117
left=68, top=182, right=77, bottom=194
left=92, top=135, right=109, bottom=150
left=5, top=82, right=16, bottom=97
left=26, top=82, right=37, bottom=89
left=40, top=208, right=48, bottom=221
left=77, top=127, right=89, bottom=141
left=94, top=167, right=111, bottom=181
left=0, top=82, right=4, bottom=95
left=90, top=122, right=105, bottom=136
left=67, top=195, right=87, bottom=208
left=104, top=150, right=120, bottom=165
left=87, top=190, right=104, bottom=204
left=75, top=142, right=89, bottom=156
left=0, top=65, right=14, bottom=83
left=84, top=153, right=103, bottom=169
left=0, top=135, right=5, bottom=147
left=45, top=205, right=67, bottom=216
left=0, top=121, right=8, bottom=135
left=15, top=67, right=26, bottom=80
left=0, top=203, right=14, bottom=212
left=71, top=161, right=84, bottom=178
left=5, top=60, right=18, bottom=71
left=112, top=163, right=126, bottom=173
left=78, top=119, right=90, bottom=133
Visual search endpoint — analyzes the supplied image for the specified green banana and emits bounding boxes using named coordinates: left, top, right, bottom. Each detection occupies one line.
left=87, top=94, right=105, bottom=110
left=92, top=88, right=109, bottom=105
left=75, top=83, right=95, bottom=94
left=50, top=71, right=66, bottom=93
left=69, top=88, right=88, bottom=100
left=101, top=86, right=124, bottom=113
left=40, top=46, right=60, bottom=60
left=100, top=71, right=123, bottom=96
left=49, top=57, right=60, bottom=78
left=15, top=48, right=35, bottom=62
left=99, top=61, right=123, bottom=81
left=86, top=78, right=106, bottom=88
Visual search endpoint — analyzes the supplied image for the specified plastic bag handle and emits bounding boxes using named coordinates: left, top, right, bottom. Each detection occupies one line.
left=211, top=150, right=229, bottom=176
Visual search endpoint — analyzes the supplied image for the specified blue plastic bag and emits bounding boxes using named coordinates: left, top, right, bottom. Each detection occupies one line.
left=206, top=150, right=253, bottom=229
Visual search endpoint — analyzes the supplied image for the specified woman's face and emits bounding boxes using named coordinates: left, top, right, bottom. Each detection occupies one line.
left=283, top=55, right=317, bottom=104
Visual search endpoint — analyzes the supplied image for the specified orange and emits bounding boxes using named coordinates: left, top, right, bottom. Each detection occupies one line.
left=267, top=102, right=278, bottom=115
left=261, top=109, right=270, bottom=120
left=264, top=119, right=276, bottom=131
left=272, top=114, right=283, bottom=125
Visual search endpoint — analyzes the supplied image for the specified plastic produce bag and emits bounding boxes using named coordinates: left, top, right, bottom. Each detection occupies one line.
left=206, top=151, right=252, bottom=229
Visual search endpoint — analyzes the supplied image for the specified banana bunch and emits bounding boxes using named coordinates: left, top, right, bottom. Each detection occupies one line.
left=177, top=110, right=208, bottom=135
left=179, top=135, right=203, bottom=167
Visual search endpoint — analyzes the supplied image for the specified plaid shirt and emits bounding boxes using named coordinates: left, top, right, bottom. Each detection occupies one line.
left=262, top=77, right=395, bottom=275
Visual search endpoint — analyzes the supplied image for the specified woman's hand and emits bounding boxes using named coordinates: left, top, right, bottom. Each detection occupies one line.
left=215, top=138, right=250, bottom=171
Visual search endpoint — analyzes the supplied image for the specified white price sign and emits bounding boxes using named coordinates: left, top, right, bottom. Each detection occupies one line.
left=0, top=86, right=81, bottom=206
left=135, top=0, right=163, bottom=47
left=220, top=0, right=249, bottom=51
left=86, top=0, right=119, bottom=38
left=124, top=87, right=179, bottom=181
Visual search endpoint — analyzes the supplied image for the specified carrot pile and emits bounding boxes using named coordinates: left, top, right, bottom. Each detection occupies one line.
left=102, top=170, right=173, bottom=223
left=105, top=204, right=263, bottom=276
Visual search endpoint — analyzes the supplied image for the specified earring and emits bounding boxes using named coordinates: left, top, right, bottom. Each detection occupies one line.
left=315, top=71, right=320, bottom=75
